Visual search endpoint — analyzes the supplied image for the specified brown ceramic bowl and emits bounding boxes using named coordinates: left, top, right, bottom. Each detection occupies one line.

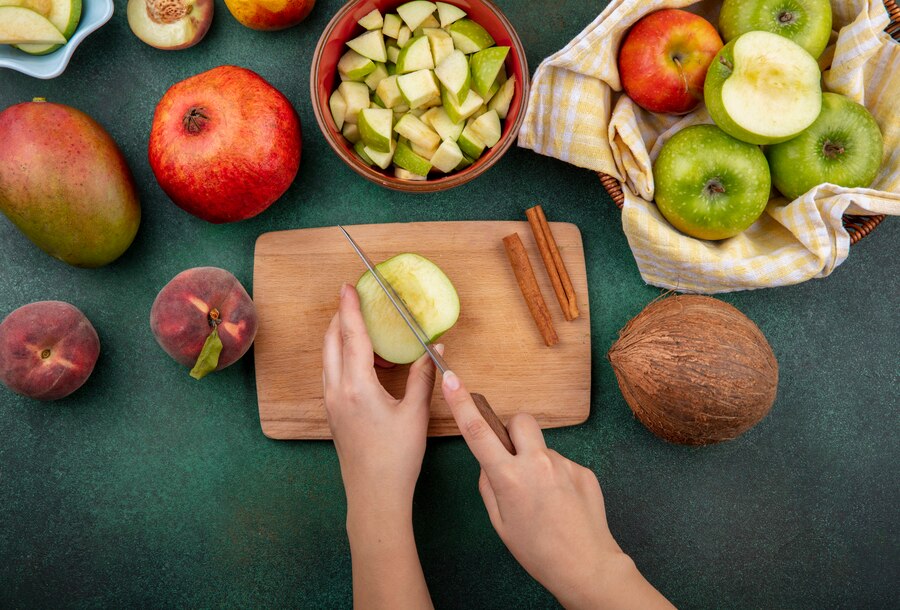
left=310, top=0, right=530, bottom=192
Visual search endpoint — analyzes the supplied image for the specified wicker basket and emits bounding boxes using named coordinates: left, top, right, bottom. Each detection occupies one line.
left=600, top=0, right=898, bottom=245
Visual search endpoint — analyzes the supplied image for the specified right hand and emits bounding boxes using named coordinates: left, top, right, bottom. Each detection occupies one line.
left=441, top=370, right=673, bottom=610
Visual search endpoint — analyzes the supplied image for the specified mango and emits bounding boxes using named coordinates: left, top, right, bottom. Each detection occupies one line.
left=0, top=100, right=141, bottom=268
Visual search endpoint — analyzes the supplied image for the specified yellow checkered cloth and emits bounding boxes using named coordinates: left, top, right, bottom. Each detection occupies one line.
left=518, top=0, right=899, bottom=293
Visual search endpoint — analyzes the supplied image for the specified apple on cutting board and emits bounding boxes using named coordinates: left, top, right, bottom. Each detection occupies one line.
left=617, top=9, right=723, bottom=115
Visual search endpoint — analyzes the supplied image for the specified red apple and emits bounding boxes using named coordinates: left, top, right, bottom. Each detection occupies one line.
left=0, top=301, right=100, bottom=400
left=150, top=267, right=258, bottom=379
left=224, top=0, right=315, bottom=31
left=617, top=9, right=723, bottom=115
left=148, top=66, right=302, bottom=224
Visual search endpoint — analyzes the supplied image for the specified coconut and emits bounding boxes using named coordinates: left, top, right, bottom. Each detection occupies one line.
left=607, top=294, right=778, bottom=445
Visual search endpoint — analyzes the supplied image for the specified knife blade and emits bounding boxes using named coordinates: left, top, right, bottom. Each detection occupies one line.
left=338, top=225, right=515, bottom=454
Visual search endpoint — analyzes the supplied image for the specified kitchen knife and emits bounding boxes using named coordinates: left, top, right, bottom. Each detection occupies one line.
left=338, top=225, right=516, bottom=455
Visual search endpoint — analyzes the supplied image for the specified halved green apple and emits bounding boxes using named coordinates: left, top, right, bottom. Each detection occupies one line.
left=356, top=253, right=459, bottom=364
left=704, top=31, right=821, bottom=145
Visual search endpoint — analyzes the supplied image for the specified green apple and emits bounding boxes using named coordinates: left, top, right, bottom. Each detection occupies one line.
left=766, top=92, right=884, bottom=200
left=653, top=124, right=771, bottom=240
left=430, top=139, right=463, bottom=172
left=0, top=6, right=66, bottom=44
left=358, top=8, right=383, bottom=31
left=394, top=113, right=441, bottom=152
left=397, top=68, right=440, bottom=109
left=375, top=74, right=404, bottom=108
left=338, top=49, right=376, bottom=81
left=422, top=26, right=453, bottom=65
left=467, top=109, right=501, bottom=147
left=395, top=35, right=434, bottom=74
left=15, top=0, right=80, bottom=54
left=436, top=1, right=465, bottom=28
left=393, top=139, right=432, bottom=176
left=396, top=0, right=437, bottom=32
left=488, top=75, right=516, bottom=119
left=358, top=107, right=394, bottom=153
left=347, top=29, right=387, bottom=63
left=421, top=106, right=464, bottom=141
left=457, top=124, right=485, bottom=159
left=383, top=12, right=402, bottom=38
left=329, top=89, right=347, bottom=129
left=719, top=0, right=832, bottom=59
left=704, top=31, right=821, bottom=145
left=441, top=87, right=483, bottom=123
left=357, top=252, right=459, bottom=364
left=337, top=81, right=370, bottom=124
left=470, top=46, right=508, bottom=98
left=434, top=49, right=470, bottom=103
left=447, top=18, right=494, bottom=53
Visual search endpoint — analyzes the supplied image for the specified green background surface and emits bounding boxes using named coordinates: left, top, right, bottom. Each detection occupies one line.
left=1, top=1, right=898, bottom=608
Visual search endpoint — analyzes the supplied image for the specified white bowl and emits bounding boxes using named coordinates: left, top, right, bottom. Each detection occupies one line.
left=0, top=0, right=113, bottom=79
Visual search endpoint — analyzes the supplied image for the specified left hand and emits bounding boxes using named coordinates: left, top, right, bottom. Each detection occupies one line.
left=323, top=283, right=439, bottom=516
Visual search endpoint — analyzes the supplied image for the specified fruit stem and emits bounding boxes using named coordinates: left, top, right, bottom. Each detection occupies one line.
left=704, top=178, right=726, bottom=197
left=40, top=349, right=51, bottom=359
left=672, top=56, right=689, bottom=94
left=823, top=141, right=845, bottom=159
left=183, top=107, right=210, bottom=134
left=208, top=308, right=221, bottom=328
left=719, top=56, right=733, bottom=72
left=778, top=11, right=795, bottom=24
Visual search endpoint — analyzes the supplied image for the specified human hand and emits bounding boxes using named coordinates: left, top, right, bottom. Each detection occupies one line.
left=441, top=370, right=672, bottom=609
left=323, top=283, right=440, bottom=518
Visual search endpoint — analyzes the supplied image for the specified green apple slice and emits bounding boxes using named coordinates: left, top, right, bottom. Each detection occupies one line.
left=431, top=139, right=464, bottom=172
left=329, top=89, right=347, bottom=130
left=442, top=87, right=483, bottom=123
left=436, top=1, right=465, bottom=28
left=422, top=106, right=464, bottom=141
left=397, top=25, right=411, bottom=48
left=447, top=18, right=494, bottom=54
left=357, top=252, right=459, bottom=364
left=394, top=113, right=441, bottom=151
left=395, top=35, right=434, bottom=74
left=337, top=81, right=370, bottom=124
left=375, top=74, right=404, bottom=108
left=386, top=44, right=400, bottom=64
left=704, top=31, right=821, bottom=145
left=354, top=140, right=375, bottom=165
left=364, top=138, right=396, bottom=169
left=488, top=74, right=516, bottom=119
left=457, top=124, right=485, bottom=159
left=364, top=62, right=389, bottom=91
left=394, top=167, right=428, bottom=180
left=343, top=123, right=361, bottom=144
left=347, top=29, right=387, bottom=63
left=358, top=8, right=383, bottom=30
left=338, top=49, right=377, bottom=81
left=423, top=27, right=453, bottom=66
left=393, top=140, right=433, bottom=177
left=383, top=13, right=402, bottom=38
left=359, top=107, right=394, bottom=153
left=467, top=109, right=501, bottom=147
left=15, top=0, right=80, bottom=54
left=434, top=49, right=469, bottom=104
left=409, top=135, right=440, bottom=159
left=396, top=0, right=437, bottom=32
left=397, top=68, right=440, bottom=109
left=470, top=46, right=508, bottom=98
left=0, top=0, right=52, bottom=16
left=455, top=154, right=474, bottom=171
left=0, top=6, right=66, bottom=44
left=414, top=14, right=440, bottom=35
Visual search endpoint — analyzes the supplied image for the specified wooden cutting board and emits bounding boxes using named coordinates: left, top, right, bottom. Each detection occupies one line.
left=253, top=221, right=591, bottom=440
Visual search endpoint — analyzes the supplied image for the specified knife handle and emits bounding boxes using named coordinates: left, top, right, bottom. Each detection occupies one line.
left=470, top=393, right=516, bottom=455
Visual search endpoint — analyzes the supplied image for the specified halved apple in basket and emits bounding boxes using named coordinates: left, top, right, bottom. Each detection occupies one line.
left=356, top=253, right=459, bottom=364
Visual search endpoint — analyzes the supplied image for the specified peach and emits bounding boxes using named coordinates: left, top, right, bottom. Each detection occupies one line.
left=224, top=0, right=315, bottom=31
left=0, top=301, right=100, bottom=400
left=150, top=267, right=257, bottom=377
left=127, top=0, right=214, bottom=51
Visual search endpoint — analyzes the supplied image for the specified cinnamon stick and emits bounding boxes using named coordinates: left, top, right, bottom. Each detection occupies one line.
left=526, top=205, right=579, bottom=320
left=503, top=232, right=559, bottom=347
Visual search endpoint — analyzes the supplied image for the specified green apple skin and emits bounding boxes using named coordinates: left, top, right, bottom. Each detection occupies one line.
left=15, top=0, right=82, bottom=55
left=704, top=35, right=821, bottom=145
left=653, top=124, right=771, bottom=241
left=719, top=0, right=832, bottom=59
left=766, top=93, right=884, bottom=200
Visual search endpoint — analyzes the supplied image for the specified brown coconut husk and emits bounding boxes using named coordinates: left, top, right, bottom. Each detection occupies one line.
left=607, top=294, right=778, bottom=445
